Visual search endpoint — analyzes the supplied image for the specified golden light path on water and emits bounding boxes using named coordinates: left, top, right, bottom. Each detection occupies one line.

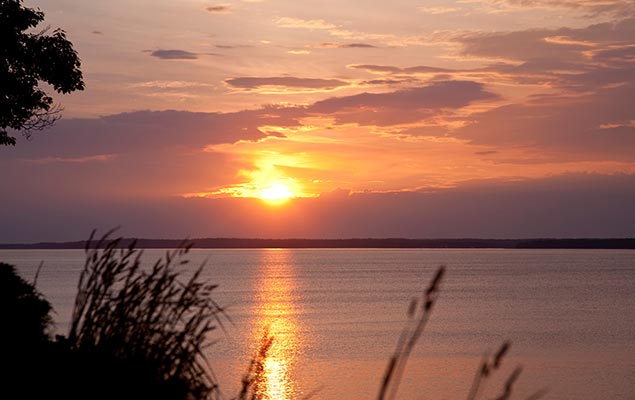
left=251, top=249, right=300, bottom=400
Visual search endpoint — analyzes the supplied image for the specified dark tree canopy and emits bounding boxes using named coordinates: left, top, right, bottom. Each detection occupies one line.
left=0, top=0, right=84, bottom=146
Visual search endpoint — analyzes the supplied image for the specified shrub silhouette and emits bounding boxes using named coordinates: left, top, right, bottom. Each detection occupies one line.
left=0, top=263, right=56, bottom=400
left=63, top=231, right=226, bottom=400
left=0, top=262, right=52, bottom=345
left=0, top=232, right=225, bottom=400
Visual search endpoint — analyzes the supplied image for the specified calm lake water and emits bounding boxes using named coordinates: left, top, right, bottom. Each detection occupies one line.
left=2, top=248, right=635, bottom=399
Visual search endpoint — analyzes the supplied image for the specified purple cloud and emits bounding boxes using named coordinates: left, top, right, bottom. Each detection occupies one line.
left=349, top=64, right=452, bottom=74
left=497, top=0, right=635, bottom=17
left=320, top=43, right=378, bottom=48
left=456, top=83, right=635, bottom=162
left=225, top=77, right=349, bottom=90
left=149, top=49, right=199, bottom=60
left=309, top=81, right=498, bottom=125
left=205, top=5, right=231, bottom=13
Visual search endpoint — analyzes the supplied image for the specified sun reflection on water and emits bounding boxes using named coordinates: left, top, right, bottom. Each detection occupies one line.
left=250, top=249, right=300, bottom=400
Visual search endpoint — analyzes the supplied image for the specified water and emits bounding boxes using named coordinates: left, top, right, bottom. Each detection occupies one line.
left=2, top=248, right=634, bottom=399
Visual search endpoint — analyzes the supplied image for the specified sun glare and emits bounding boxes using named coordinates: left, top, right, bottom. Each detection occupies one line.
left=260, top=183, right=293, bottom=205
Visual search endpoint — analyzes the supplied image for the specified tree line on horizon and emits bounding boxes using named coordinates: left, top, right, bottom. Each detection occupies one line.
left=2, top=237, right=634, bottom=249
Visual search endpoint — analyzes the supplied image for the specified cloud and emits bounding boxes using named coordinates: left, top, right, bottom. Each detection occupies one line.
left=457, top=18, right=635, bottom=62
left=419, top=6, right=461, bottom=15
left=311, top=81, right=495, bottom=112
left=455, top=83, right=635, bottom=162
left=343, top=19, right=635, bottom=93
left=309, top=81, right=498, bottom=125
left=349, top=64, right=403, bottom=74
left=349, top=64, right=452, bottom=74
left=340, top=43, right=377, bottom=48
left=225, top=77, right=349, bottom=90
left=360, top=78, right=416, bottom=86
left=338, top=20, right=634, bottom=161
left=149, top=49, right=199, bottom=60
left=130, top=80, right=214, bottom=89
left=2, top=173, right=635, bottom=241
left=404, top=19, right=633, bottom=162
left=288, top=49, right=311, bottom=55
left=274, top=16, right=437, bottom=47
left=205, top=4, right=232, bottom=13
left=1, top=109, right=306, bottom=161
left=489, top=0, right=635, bottom=17
left=320, top=42, right=378, bottom=48
left=23, top=154, right=117, bottom=164
left=591, top=45, right=635, bottom=63
left=214, top=44, right=252, bottom=49
left=274, top=17, right=336, bottom=30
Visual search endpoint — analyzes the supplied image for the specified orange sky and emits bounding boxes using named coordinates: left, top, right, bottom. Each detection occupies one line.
left=1, top=0, right=635, bottom=240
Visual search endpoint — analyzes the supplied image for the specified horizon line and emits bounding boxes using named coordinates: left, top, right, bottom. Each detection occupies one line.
left=2, top=237, right=635, bottom=250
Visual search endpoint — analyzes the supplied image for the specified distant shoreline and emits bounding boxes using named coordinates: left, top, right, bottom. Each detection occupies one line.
left=1, top=238, right=635, bottom=249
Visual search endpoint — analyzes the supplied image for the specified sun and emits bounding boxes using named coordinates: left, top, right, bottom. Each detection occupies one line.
left=260, top=183, right=293, bottom=205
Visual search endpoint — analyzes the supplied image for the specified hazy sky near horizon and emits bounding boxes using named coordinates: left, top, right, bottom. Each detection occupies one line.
left=2, top=0, right=635, bottom=241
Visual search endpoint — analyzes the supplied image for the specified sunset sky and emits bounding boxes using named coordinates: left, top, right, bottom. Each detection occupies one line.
left=2, top=0, right=635, bottom=241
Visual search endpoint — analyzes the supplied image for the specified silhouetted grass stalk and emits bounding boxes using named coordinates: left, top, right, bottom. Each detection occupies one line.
left=235, top=328, right=274, bottom=400
left=68, top=230, right=226, bottom=400
left=378, top=266, right=445, bottom=400
left=378, top=266, right=543, bottom=400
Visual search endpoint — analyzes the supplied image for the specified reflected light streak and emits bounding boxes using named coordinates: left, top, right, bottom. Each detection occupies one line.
left=251, top=249, right=300, bottom=400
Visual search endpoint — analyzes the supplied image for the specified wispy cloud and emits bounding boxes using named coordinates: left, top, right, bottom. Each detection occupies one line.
left=214, top=44, right=252, bottom=49
left=419, top=6, right=461, bottom=15
left=205, top=4, right=232, bottom=13
left=274, top=16, right=444, bottom=47
left=486, top=0, right=635, bottom=17
left=23, top=154, right=117, bottom=164
left=287, top=49, right=312, bottom=54
left=225, top=76, right=349, bottom=90
left=130, top=80, right=214, bottom=89
left=319, top=42, right=378, bottom=48
left=349, top=64, right=451, bottom=74
left=274, top=17, right=336, bottom=30
left=148, top=49, right=199, bottom=60
left=287, top=49, right=311, bottom=55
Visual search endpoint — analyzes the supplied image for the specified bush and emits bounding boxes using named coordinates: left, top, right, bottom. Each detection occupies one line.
left=0, top=232, right=225, bottom=400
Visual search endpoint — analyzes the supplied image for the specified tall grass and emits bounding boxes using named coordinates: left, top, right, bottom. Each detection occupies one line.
left=378, top=266, right=445, bottom=400
left=378, top=266, right=546, bottom=400
left=67, top=230, right=226, bottom=400
left=235, top=328, right=275, bottom=400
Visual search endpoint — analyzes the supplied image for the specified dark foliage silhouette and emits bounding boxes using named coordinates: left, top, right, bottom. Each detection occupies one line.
left=0, top=262, right=56, bottom=400
left=63, top=230, right=226, bottom=400
left=0, top=262, right=52, bottom=345
left=0, top=232, right=225, bottom=400
left=0, top=0, right=84, bottom=146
